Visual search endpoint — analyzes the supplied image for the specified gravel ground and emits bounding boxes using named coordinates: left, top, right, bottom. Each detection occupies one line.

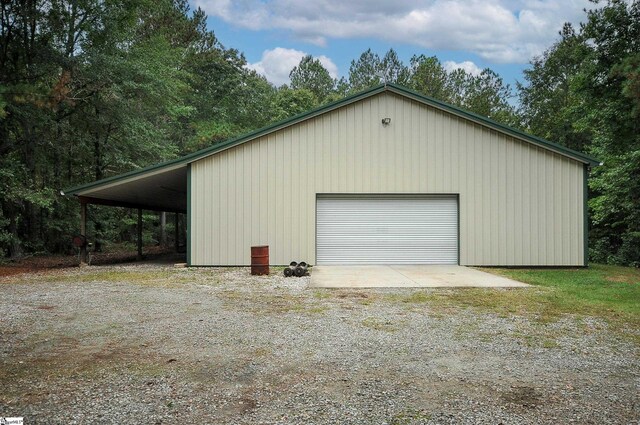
left=0, top=263, right=638, bottom=424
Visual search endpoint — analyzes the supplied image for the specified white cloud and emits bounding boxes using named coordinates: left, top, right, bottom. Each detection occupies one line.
left=246, top=47, right=339, bottom=86
left=195, top=0, right=591, bottom=63
left=443, top=60, right=482, bottom=76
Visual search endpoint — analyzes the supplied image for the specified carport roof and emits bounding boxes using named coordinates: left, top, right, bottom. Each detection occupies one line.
left=64, top=165, right=188, bottom=213
left=63, top=83, right=601, bottom=210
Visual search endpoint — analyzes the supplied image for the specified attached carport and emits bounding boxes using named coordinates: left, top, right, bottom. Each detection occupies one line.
left=62, top=164, right=188, bottom=263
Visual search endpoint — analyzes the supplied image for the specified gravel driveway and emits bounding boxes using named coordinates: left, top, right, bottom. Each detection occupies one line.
left=1, top=264, right=638, bottom=424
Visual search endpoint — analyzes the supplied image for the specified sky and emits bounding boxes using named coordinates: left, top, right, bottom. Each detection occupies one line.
left=190, top=0, right=592, bottom=91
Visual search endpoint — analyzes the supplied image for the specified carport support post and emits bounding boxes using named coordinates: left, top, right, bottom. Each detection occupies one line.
left=174, top=213, right=179, bottom=252
left=137, top=208, right=143, bottom=260
left=80, top=200, right=88, bottom=264
left=160, top=211, right=167, bottom=247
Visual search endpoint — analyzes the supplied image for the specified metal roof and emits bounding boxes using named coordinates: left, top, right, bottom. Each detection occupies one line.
left=63, top=83, right=600, bottom=200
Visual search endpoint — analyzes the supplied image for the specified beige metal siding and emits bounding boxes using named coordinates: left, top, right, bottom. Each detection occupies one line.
left=190, top=92, right=585, bottom=266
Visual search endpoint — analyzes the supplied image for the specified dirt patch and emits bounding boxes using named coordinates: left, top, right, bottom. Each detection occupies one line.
left=501, top=385, right=543, bottom=409
left=361, top=316, right=404, bottom=332
left=336, top=290, right=371, bottom=299
left=606, top=274, right=638, bottom=284
left=0, top=247, right=182, bottom=278
left=238, top=395, right=258, bottom=413
left=0, top=266, right=36, bottom=277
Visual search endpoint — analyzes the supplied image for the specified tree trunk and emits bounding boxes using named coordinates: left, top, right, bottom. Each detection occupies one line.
left=9, top=215, right=22, bottom=259
left=92, top=112, right=108, bottom=252
left=4, top=200, right=23, bottom=259
left=23, top=122, right=38, bottom=245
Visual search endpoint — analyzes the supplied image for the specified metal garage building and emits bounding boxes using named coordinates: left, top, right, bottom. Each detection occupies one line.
left=63, top=84, right=600, bottom=267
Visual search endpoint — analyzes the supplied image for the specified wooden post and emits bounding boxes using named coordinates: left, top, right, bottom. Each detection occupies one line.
left=137, top=208, right=143, bottom=260
left=160, top=211, right=167, bottom=247
left=80, top=201, right=88, bottom=264
left=174, top=213, right=180, bottom=252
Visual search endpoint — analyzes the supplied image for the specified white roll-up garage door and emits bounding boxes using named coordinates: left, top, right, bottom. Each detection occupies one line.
left=316, top=195, right=458, bottom=265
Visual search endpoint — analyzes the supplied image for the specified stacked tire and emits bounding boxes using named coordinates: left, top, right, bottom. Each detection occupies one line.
left=284, top=261, right=308, bottom=277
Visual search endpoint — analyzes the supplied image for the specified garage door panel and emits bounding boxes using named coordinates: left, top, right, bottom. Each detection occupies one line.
left=316, top=196, right=458, bottom=265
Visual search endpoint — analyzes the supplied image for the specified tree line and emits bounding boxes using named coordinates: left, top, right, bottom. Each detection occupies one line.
left=1, top=0, right=638, bottom=266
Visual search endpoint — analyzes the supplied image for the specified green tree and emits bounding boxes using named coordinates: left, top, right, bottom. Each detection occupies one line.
left=0, top=0, right=276, bottom=257
left=380, top=49, right=411, bottom=86
left=289, top=55, right=335, bottom=103
left=519, top=0, right=640, bottom=266
left=179, top=6, right=274, bottom=149
left=347, top=48, right=410, bottom=92
left=518, top=23, right=591, bottom=152
left=409, top=55, right=517, bottom=125
left=580, top=0, right=640, bottom=265
left=464, top=69, right=517, bottom=125
left=348, top=49, right=383, bottom=92
left=270, top=87, right=317, bottom=121
left=410, top=55, right=453, bottom=101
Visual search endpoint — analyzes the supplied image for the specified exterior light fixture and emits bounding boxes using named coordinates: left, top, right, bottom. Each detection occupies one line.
left=382, top=118, right=391, bottom=126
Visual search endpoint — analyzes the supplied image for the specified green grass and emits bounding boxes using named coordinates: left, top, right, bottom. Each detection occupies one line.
left=382, top=264, right=639, bottom=340
left=484, top=264, right=640, bottom=318
left=470, top=264, right=640, bottom=340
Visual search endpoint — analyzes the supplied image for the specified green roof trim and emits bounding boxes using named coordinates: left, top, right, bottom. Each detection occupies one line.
left=63, top=83, right=600, bottom=195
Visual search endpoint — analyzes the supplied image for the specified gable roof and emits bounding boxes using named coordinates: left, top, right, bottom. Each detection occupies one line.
left=63, top=83, right=600, bottom=196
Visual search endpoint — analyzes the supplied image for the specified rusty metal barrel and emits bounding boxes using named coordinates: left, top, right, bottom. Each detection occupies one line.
left=251, top=245, right=269, bottom=275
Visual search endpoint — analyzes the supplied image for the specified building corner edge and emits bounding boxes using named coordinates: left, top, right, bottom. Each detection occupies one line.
left=583, top=164, right=589, bottom=267
left=187, top=163, right=192, bottom=266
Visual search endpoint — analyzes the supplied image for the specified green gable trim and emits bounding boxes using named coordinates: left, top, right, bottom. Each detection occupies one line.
left=63, top=83, right=599, bottom=196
